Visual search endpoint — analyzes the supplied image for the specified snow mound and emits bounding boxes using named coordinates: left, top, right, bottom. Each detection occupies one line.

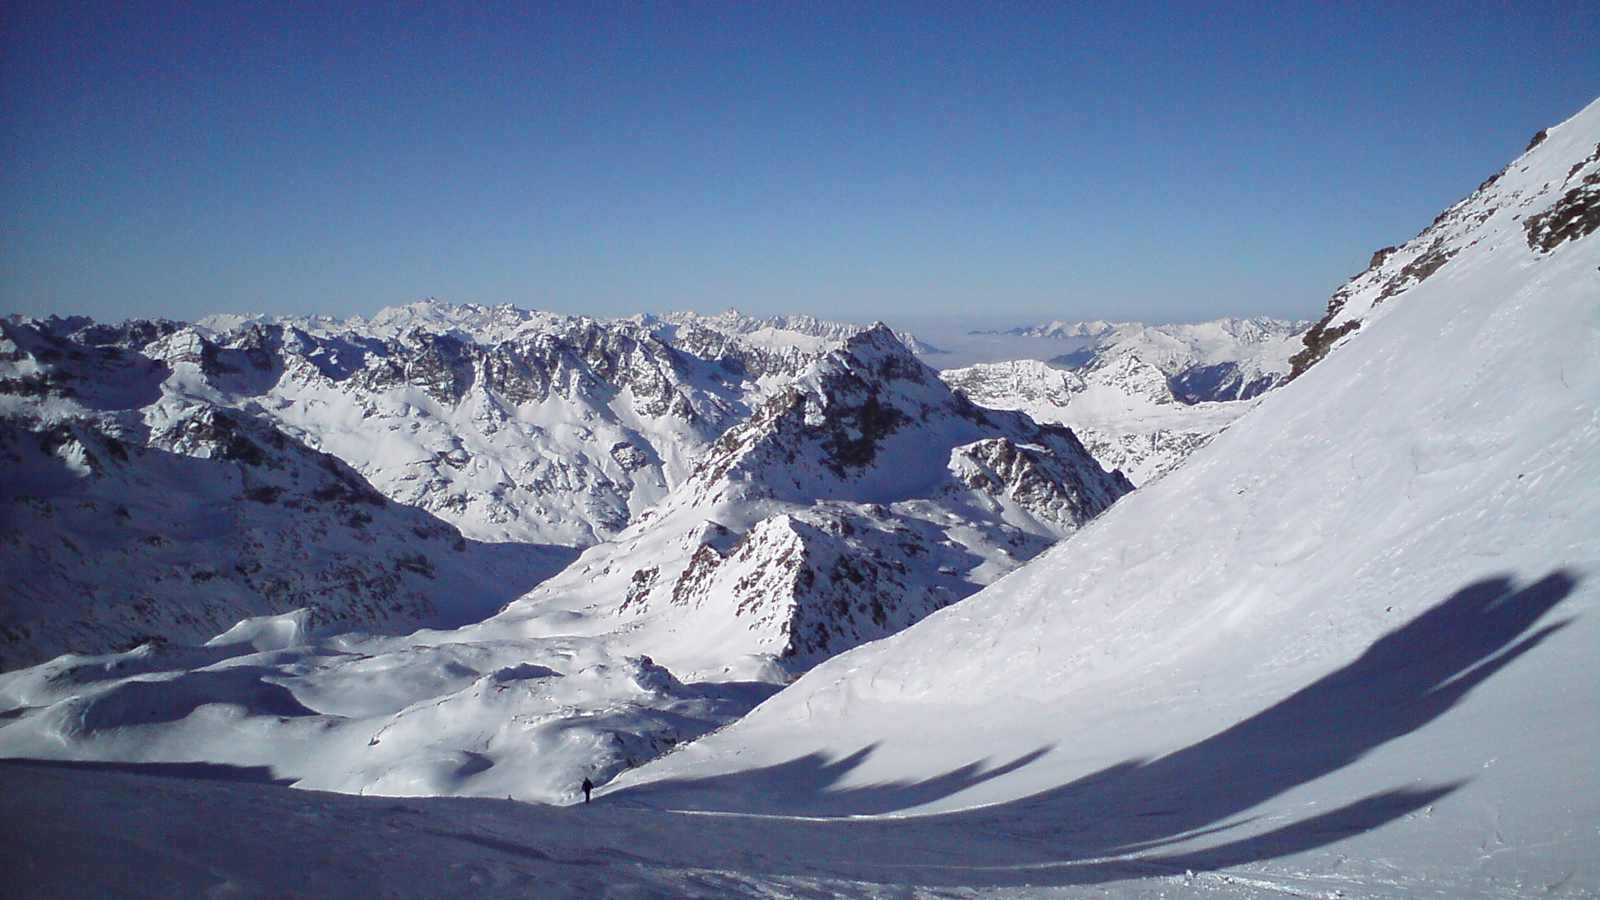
left=205, top=609, right=313, bottom=653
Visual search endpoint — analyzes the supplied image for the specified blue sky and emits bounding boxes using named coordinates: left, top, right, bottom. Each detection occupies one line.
left=3, top=2, right=1597, bottom=326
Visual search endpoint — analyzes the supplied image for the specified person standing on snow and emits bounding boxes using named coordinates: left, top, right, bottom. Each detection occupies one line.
left=581, top=777, right=593, bottom=804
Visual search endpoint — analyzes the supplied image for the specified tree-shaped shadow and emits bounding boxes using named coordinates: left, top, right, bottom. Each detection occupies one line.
left=615, top=569, right=1578, bottom=887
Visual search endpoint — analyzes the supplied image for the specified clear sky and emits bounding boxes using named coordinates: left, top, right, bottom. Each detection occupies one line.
left=3, top=2, right=1597, bottom=327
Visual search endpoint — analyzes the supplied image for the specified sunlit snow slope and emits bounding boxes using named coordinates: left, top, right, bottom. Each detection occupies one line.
left=611, top=99, right=1600, bottom=894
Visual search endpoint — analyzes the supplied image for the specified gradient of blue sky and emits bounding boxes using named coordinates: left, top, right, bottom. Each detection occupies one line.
left=3, top=1, right=1597, bottom=326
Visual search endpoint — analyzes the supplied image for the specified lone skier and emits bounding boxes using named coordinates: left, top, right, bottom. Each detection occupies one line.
left=581, top=777, right=593, bottom=804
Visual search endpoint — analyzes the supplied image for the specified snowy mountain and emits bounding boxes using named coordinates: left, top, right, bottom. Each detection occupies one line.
left=19, top=307, right=843, bottom=548
left=0, top=323, right=1128, bottom=804
left=942, top=354, right=1257, bottom=485
left=0, top=317, right=576, bottom=670
left=1288, top=124, right=1600, bottom=377
left=660, top=308, right=943, bottom=356
left=465, top=325, right=1131, bottom=680
left=3, top=97, right=1597, bottom=900
left=983, top=315, right=1306, bottom=402
left=601, top=97, right=1600, bottom=894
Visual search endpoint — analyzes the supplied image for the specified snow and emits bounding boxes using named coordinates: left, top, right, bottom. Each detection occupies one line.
left=942, top=356, right=1258, bottom=485
left=2, top=97, right=1597, bottom=899
left=910, top=316, right=1305, bottom=386
left=603, top=95, right=1600, bottom=893
left=0, top=322, right=1125, bottom=812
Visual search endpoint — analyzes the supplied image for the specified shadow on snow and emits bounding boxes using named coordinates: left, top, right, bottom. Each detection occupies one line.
left=0, top=757, right=296, bottom=786
left=613, top=569, right=1578, bottom=887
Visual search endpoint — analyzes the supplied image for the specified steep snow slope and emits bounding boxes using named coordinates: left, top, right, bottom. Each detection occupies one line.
left=1289, top=119, right=1600, bottom=377
left=607, top=99, right=1600, bottom=894
left=943, top=355, right=1256, bottom=484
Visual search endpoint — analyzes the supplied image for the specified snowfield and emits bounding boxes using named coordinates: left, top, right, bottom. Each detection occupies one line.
left=1, top=97, right=1597, bottom=897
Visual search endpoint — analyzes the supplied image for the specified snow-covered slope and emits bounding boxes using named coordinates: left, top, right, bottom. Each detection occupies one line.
left=0, top=319, right=575, bottom=670
left=602, top=98, right=1600, bottom=894
left=1288, top=123, right=1599, bottom=378
left=942, top=355, right=1256, bottom=485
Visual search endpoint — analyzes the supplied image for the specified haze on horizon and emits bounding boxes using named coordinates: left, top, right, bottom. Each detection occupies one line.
left=3, top=2, right=1597, bottom=328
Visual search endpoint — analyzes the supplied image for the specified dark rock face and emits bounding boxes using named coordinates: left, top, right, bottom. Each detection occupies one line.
left=657, top=511, right=960, bottom=666
left=1374, top=240, right=1458, bottom=304
left=1288, top=320, right=1362, bottom=380
left=1525, top=162, right=1599, bottom=253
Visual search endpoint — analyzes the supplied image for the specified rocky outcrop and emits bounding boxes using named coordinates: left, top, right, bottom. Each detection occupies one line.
left=1290, top=121, right=1600, bottom=380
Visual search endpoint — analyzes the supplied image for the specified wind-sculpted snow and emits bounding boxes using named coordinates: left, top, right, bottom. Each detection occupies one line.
left=0, top=621, right=781, bottom=804
left=0, top=575, right=1585, bottom=897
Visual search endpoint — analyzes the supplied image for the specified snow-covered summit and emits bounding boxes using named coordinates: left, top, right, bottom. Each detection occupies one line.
left=198, top=299, right=575, bottom=347
left=472, top=323, right=1132, bottom=677
left=660, top=308, right=940, bottom=356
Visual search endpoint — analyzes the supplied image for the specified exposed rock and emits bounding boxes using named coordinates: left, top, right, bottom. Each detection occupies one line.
left=1290, top=110, right=1600, bottom=380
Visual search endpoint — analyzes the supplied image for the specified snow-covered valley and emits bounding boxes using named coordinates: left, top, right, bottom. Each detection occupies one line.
left=2, top=94, right=1598, bottom=898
